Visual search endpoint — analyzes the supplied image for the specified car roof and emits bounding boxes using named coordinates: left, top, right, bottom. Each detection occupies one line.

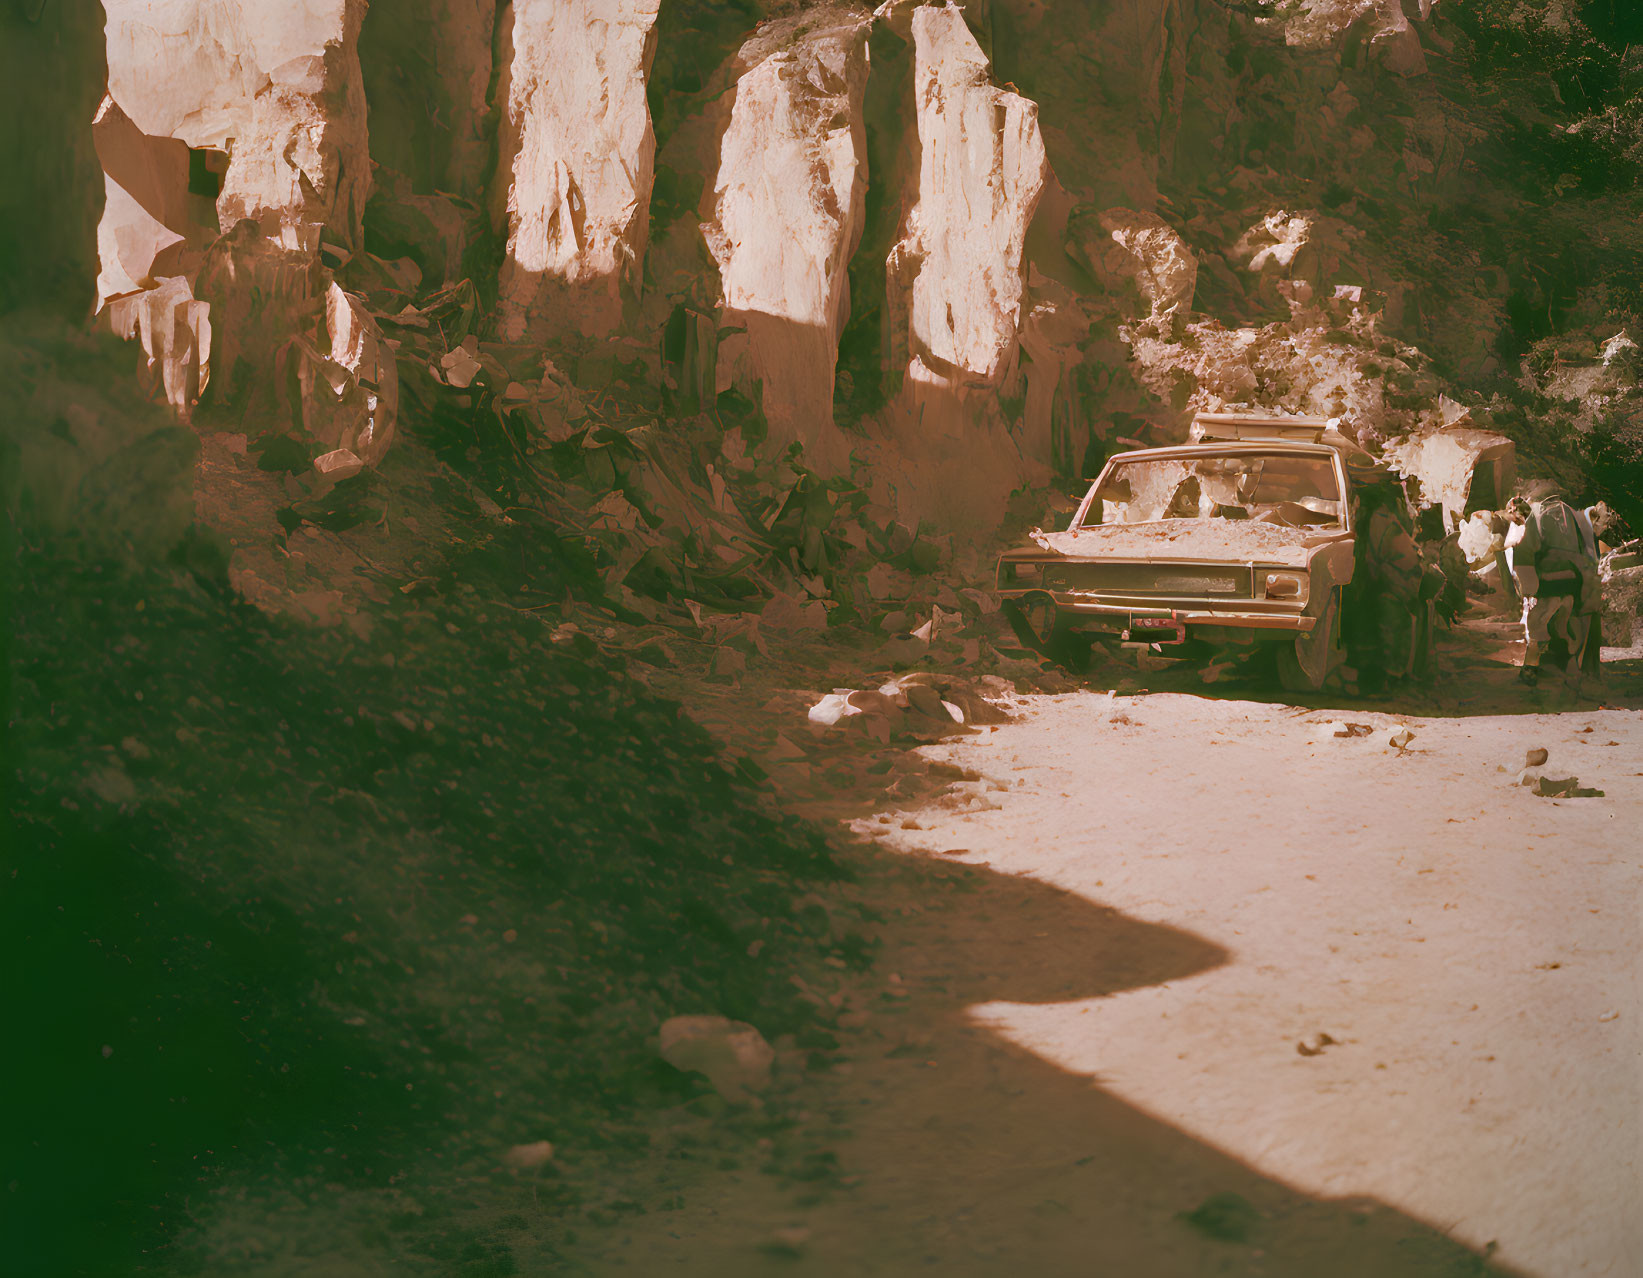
left=1102, top=440, right=1349, bottom=462
left=1090, top=437, right=1393, bottom=499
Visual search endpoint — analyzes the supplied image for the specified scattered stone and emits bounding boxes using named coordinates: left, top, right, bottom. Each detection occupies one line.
left=807, top=691, right=860, bottom=727
left=759, top=1224, right=813, bottom=1258
left=1388, top=728, right=1416, bottom=750
left=902, top=683, right=954, bottom=722
left=1524, top=747, right=1549, bottom=769
left=659, top=1015, right=775, bottom=1104
left=501, top=1140, right=555, bottom=1170
left=1296, top=1032, right=1337, bottom=1057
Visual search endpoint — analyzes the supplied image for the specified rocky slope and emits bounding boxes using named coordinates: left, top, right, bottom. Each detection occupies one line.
left=46, top=0, right=1641, bottom=547
left=4, top=2, right=1641, bottom=1272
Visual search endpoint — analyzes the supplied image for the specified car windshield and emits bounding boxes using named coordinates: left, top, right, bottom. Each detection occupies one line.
left=1082, top=452, right=1344, bottom=529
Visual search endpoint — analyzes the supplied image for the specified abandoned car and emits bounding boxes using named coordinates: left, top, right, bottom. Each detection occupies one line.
left=997, top=413, right=1436, bottom=691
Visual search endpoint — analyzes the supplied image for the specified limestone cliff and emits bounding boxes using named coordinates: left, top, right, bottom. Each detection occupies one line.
left=30, top=0, right=1643, bottom=530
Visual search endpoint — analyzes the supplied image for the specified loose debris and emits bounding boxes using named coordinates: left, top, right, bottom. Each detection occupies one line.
left=1530, top=776, right=1605, bottom=799
left=1319, top=720, right=1374, bottom=738
left=501, top=1140, right=557, bottom=1171
left=1296, top=1032, right=1338, bottom=1057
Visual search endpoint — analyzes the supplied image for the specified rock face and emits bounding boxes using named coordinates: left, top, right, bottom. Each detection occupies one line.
left=360, top=0, right=497, bottom=201
left=494, top=0, right=662, bottom=338
left=93, top=0, right=392, bottom=465
left=702, top=11, right=872, bottom=468
left=1283, top=0, right=1427, bottom=77
left=92, top=94, right=213, bottom=307
left=102, top=0, right=372, bottom=251
left=0, top=0, right=107, bottom=316
left=887, top=4, right=1049, bottom=405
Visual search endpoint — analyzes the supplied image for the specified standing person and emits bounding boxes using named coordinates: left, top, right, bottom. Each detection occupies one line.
left=1506, top=481, right=1600, bottom=687
left=1347, top=477, right=1424, bottom=695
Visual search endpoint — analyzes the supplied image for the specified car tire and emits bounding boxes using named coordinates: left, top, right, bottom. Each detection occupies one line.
left=1277, top=589, right=1341, bottom=694
left=1004, top=594, right=1092, bottom=671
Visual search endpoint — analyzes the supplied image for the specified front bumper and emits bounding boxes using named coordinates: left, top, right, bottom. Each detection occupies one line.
left=1001, top=589, right=1315, bottom=642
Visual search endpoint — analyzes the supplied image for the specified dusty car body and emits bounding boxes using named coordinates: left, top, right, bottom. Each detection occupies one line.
left=997, top=414, right=1384, bottom=690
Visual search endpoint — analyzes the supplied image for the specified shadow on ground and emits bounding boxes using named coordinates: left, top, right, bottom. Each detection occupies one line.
left=1102, top=618, right=1643, bottom=720
left=578, top=843, right=1517, bottom=1277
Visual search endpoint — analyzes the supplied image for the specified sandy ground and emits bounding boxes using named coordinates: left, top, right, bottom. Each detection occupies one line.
left=571, top=673, right=1642, bottom=1277
left=868, top=693, right=1643, bottom=1277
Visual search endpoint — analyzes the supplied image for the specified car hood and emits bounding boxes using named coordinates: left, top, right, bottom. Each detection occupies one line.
left=1026, top=521, right=1347, bottom=567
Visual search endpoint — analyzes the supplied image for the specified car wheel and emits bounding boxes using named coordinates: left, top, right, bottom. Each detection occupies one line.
left=1004, top=594, right=1092, bottom=671
left=1277, top=589, right=1340, bottom=693
left=1024, top=594, right=1058, bottom=650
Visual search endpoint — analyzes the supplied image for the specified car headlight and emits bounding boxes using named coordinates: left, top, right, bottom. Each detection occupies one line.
left=1264, top=572, right=1307, bottom=600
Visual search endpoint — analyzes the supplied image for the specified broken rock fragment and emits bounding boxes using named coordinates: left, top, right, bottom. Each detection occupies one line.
left=658, top=1015, right=775, bottom=1104
left=105, top=275, right=212, bottom=418
left=1381, top=425, right=1517, bottom=528
left=501, top=1140, right=555, bottom=1171
left=291, top=282, right=399, bottom=468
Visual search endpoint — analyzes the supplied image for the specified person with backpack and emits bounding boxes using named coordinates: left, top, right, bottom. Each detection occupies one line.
left=1346, top=476, right=1426, bottom=695
left=1505, top=481, right=1601, bottom=687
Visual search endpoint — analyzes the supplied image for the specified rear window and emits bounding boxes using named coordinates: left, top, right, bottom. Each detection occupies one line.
left=1084, top=453, right=1343, bottom=528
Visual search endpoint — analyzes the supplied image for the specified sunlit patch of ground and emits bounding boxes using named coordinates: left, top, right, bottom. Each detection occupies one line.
left=874, top=691, right=1642, bottom=1277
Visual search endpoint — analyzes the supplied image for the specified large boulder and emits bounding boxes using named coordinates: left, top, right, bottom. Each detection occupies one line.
left=887, top=3, right=1049, bottom=404
left=702, top=10, right=872, bottom=470
left=493, top=0, right=662, bottom=338
left=1382, top=422, right=1517, bottom=527
left=291, top=281, right=399, bottom=470
left=1067, top=206, right=1198, bottom=323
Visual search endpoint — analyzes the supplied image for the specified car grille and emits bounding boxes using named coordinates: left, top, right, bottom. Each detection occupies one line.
left=1049, top=562, right=1254, bottom=598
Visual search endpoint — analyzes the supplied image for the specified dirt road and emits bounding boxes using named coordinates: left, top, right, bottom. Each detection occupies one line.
left=576, top=684, right=1642, bottom=1277
left=873, top=693, right=1642, bottom=1277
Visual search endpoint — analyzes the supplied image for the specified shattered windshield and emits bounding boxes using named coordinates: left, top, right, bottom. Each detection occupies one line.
left=1083, top=452, right=1344, bottom=529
